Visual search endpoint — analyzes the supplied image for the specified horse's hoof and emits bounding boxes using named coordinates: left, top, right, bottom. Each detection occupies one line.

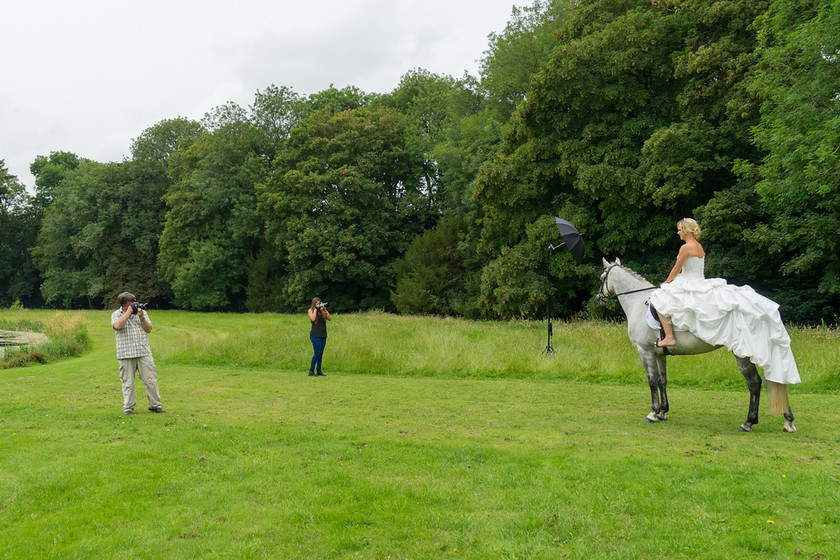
left=739, top=423, right=753, bottom=432
left=783, top=422, right=797, bottom=433
left=656, top=413, right=668, bottom=421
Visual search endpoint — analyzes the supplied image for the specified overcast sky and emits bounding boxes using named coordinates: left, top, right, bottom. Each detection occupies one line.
left=2, top=0, right=527, bottom=190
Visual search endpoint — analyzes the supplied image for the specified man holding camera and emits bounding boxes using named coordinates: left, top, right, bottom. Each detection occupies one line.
left=111, top=292, right=164, bottom=415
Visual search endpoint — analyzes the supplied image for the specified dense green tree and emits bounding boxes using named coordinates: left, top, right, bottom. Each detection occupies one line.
left=480, top=0, right=574, bottom=120
left=644, top=0, right=774, bottom=291
left=301, top=85, right=379, bottom=115
left=258, top=105, right=432, bottom=311
left=386, top=72, right=489, bottom=315
left=738, top=0, right=840, bottom=320
left=472, top=0, right=780, bottom=319
left=390, top=3, right=576, bottom=317
left=30, top=151, right=84, bottom=208
left=201, top=101, right=249, bottom=131
left=385, top=70, right=491, bottom=211
left=387, top=70, right=462, bottom=208
left=130, top=118, right=205, bottom=164
left=0, top=161, right=42, bottom=307
left=391, top=215, right=471, bottom=315
left=249, top=84, right=303, bottom=163
left=474, top=0, right=684, bottom=318
left=0, top=160, right=27, bottom=220
left=5, top=151, right=89, bottom=308
left=158, top=122, right=268, bottom=311
left=641, top=0, right=769, bottom=209
left=33, top=160, right=169, bottom=307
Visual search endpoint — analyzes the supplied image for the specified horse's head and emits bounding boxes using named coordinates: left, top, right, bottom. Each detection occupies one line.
left=596, top=257, right=622, bottom=305
left=597, top=258, right=656, bottom=305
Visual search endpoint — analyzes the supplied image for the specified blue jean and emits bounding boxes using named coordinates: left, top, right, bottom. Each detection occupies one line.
left=309, top=336, right=327, bottom=373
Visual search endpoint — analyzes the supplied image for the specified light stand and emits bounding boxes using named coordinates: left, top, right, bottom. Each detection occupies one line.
left=544, top=242, right=566, bottom=355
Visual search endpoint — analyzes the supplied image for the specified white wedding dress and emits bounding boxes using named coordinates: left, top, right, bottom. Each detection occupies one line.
left=649, top=257, right=801, bottom=384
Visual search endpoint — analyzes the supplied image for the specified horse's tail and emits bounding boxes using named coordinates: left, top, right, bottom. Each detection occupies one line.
left=766, top=380, right=788, bottom=415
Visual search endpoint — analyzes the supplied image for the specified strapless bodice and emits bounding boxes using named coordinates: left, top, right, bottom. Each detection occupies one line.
left=680, top=256, right=705, bottom=280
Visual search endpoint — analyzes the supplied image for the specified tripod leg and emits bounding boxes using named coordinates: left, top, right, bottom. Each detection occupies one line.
left=545, top=320, right=555, bottom=354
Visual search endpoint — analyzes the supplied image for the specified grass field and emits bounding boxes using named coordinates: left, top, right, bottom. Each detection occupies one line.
left=1, top=309, right=838, bottom=559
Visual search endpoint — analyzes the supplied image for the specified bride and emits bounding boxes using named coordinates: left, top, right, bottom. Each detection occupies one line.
left=650, top=218, right=800, bottom=385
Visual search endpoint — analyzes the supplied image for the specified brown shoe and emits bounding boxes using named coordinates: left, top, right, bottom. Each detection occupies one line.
left=148, top=406, right=166, bottom=413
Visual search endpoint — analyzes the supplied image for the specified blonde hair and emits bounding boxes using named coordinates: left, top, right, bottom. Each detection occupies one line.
left=677, top=218, right=701, bottom=239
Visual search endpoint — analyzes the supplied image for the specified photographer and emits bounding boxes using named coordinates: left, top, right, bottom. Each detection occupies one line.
left=111, top=292, right=164, bottom=414
left=307, top=297, right=331, bottom=376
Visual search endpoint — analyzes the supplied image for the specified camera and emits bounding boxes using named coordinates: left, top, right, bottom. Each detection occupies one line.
left=317, top=302, right=328, bottom=309
left=130, top=302, right=148, bottom=314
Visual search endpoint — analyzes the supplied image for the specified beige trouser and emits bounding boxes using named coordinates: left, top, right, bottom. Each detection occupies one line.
left=118, top=355, right=162, bottom=412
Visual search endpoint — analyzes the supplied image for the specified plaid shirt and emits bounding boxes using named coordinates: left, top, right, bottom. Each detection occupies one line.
left=111, top=308, right=153, bottom=359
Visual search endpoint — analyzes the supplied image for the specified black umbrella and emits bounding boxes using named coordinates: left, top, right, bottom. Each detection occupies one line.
left=551, top=217, right=584, bottom=263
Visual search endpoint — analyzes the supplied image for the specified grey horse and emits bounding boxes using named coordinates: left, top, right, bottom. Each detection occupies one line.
left=597, top=258, right=796, bottom=433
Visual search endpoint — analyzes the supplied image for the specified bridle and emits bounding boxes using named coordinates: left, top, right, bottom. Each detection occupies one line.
left=597, top=263, right=658, bottom=303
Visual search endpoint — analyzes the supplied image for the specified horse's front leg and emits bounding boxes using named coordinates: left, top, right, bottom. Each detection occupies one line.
left=655, top=353, right=668, bottom=420
left=735, top=356, right=761, bottom=432
left=638, top=349, right=667, bottom=422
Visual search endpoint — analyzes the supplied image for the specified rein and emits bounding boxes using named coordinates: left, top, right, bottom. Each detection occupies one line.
left=599, top=264, right=658, bottom=300
left=614, top=286, right=658, bottom=297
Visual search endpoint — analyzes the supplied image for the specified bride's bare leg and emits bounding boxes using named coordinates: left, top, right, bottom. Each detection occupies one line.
left=657, top=312, right=676, bottom=347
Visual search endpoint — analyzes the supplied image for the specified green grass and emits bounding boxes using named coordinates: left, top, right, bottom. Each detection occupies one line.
left=1, top=309, right=839, bottom=559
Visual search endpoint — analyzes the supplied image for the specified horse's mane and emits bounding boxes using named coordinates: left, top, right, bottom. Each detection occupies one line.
left=615, top=263, right=654, bottom=287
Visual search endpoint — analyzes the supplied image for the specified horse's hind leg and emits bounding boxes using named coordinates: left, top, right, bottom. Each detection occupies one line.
left=767, top=380, right=797, bottom=432
left=735, top=356, right=761, bottom=432
left=784, top=405, right=796, bottom=433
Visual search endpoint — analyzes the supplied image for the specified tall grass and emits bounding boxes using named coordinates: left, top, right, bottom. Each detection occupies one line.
left=0, top=311, right=89, bottom=368
left=154, top=310, right=839, bottom=392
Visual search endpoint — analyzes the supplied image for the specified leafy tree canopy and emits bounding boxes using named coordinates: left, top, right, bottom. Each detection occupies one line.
left=0, top=161, right=42, bottom=306
left=745, top=0, right=840, bottom=302
left=34, top=160, right=169, bottom=308
left=258, top=104, right=432, bottom=311
left=30, top=151, right=85, bottom=206
left=130, top=118, right=206, bottom=164
left=159, top=122, right=268, bottom=311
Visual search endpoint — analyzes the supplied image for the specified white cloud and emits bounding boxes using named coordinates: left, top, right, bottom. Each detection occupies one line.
left=1, top=0, right=522, bottom=189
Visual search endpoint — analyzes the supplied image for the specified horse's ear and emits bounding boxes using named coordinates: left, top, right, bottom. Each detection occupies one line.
left=602, top=257, right=610, bottom=267
left=615, top=257, right=622, bottom=266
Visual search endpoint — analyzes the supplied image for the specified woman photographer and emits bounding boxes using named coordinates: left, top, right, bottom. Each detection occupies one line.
left=307, top=297, right=331, bottom=376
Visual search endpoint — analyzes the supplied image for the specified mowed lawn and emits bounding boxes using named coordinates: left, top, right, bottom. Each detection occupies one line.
left=1, top=310, right=838, bottom=559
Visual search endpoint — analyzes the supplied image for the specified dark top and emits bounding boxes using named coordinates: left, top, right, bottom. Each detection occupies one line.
left=310, top=313, right=327, bottom=338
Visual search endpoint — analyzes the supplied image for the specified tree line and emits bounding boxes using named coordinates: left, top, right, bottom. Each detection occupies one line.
left=1, top=0, right=837, bottom=323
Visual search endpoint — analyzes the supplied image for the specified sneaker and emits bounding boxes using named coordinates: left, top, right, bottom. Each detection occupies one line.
left=308, top=371, right=317, bottom=376
left=148, top=406, right=166, bottom=413
left=316, top=372, right=326, bottom=377
left=123, top=410, right=134, bottom=415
